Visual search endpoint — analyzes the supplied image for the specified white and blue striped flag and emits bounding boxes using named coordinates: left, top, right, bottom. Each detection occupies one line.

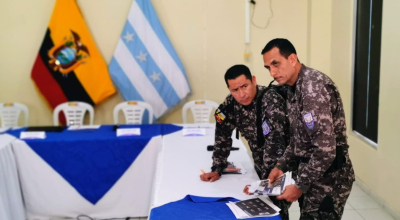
left=109, top=0, right=191, bottom=119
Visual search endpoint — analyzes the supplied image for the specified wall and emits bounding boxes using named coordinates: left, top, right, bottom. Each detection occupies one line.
left=331, top=0, right=400, bottom=215
left=0, top=0, right=331, bottom=125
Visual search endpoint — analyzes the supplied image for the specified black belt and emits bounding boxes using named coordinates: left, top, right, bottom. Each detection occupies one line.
left=293, top=145, right=348, bottom=174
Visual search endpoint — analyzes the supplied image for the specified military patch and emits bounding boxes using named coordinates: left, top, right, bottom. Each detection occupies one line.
left=214, top=109, right=226, bottom=123
left=262, top=120, right=271, bottom=135
left=303, top=112, right=314, bottom=129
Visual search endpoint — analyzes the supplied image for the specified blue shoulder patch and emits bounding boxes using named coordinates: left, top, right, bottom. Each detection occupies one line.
left=303, top=112, right=314, bottom=129
left=262, top=120, right=271, bottom=135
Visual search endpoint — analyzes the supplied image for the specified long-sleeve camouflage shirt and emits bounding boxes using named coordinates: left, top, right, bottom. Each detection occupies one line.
left=212, top=85, right=289, bottom=179
left=278, top=64, right=355, bottom=192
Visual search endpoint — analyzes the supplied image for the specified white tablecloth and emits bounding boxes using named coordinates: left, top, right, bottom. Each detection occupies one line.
left=0, top=134, right=26, bottom=220
left=151, top=125, right=260, bottom=209
left=11, top=136, right=162, bottom=219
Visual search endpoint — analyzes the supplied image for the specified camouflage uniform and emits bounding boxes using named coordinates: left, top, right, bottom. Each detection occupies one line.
left=277, top=65, right=356, bottom=220
left=211, top=85, right=291, bottom=220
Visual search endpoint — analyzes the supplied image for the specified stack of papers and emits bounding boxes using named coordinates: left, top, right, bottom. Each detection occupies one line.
left=248, top=172, right=295, bottom=196
left=226, top=197, right=281, bottom=219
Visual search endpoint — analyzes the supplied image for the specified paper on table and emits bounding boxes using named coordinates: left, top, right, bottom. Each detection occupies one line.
left=68, top=125, right=101, bottom=130
left=20, top=131, right=46, bottom=139
left=182, top=124, right=215, bottom=129
left=182, top=128, right=206, bottom=136
left=226, top=202, right=247, bottom=219
left=116, top=128, right=141, bottom=136
left=227, top=196, right=281, bottom=219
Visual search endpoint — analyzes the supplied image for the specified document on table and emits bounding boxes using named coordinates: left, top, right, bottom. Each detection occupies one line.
left=182, top=128, right=206, bottom=136
left=227, top=196, right=281, bottom=219
left=116, top=128, right=141, bottom=136
left=20, top=131, right=46, bottom=139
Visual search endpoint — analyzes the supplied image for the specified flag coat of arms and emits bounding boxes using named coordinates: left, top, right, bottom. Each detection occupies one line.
left=31, top=0, right=116, bottom=110
left=109, top=0, right=191, bottom=119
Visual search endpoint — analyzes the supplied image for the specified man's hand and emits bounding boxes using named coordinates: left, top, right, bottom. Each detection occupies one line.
left=268, top=167, right=284, bottom=183
left=277, top=185, right=302, bottom=202
left=243, top=185, right=253, bottom=195
left=200, top=172, right=220, bottom=182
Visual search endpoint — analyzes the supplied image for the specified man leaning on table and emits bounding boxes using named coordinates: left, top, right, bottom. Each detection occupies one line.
left=263, top=38, right=355, bottom=220
left=199, top=64, right=291, bottom=220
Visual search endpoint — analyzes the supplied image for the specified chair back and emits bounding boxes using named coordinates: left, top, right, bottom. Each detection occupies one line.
left=182, top=100, right=219, bottom=124
left=0, top=102, right=29, bottom=127
left=113, top=101, right=153, bottom=124
left=53, top=102, right=94, bottom=126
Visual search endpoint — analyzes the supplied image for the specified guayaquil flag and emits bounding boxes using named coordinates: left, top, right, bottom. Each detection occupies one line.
left=109, top=0, right=191, bottom=120
left=31, top=0, right=116, bottom=113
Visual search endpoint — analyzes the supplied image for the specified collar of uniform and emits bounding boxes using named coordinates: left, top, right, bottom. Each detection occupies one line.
left=297, top=64, right=307, bottom=86
left=296, top=64, right=307, bottom=94
left=253, top=85, right=268, bottom=105
left=288, top=64, right=307, bottom=101
left=252, top=85, right=261, bottom=105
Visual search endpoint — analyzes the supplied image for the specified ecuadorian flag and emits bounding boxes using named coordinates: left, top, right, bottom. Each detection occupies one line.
left=31, top=0, right=116, bottom=110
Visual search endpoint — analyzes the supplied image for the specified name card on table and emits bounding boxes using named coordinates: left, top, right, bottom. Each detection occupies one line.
left=68, top=125, right=101, bottom=130
left=20, top=131, right=46, bottom=139
left=182, top=128, right=206, bottom=136
left=116, top=128, right=141, bottom=137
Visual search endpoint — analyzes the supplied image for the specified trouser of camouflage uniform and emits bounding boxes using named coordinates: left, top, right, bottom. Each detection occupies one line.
left=297, top=154, right=355, bottom=220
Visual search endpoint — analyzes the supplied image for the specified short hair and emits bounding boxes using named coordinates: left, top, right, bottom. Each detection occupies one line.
left=224, top=64, right=252, bottom=87
left=261, top=38, right=297, bottom=58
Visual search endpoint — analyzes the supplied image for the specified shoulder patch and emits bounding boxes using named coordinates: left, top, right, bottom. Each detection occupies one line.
left=303, top=112, right=314, bottom=129
left=262, top=120, right=271, bottom=135
left=214, top=109, right=226, bottom=123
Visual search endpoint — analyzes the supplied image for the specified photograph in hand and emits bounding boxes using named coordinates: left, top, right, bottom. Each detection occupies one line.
left=248, top=172, right=294, bottom=196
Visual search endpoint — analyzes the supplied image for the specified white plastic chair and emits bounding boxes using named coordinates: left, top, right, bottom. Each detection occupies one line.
left=182, top=100, right=219, bottom=124
left=0, top=102, right=29, bottom=127
left=53, top=101, right=94, bottom=126
left=113, top=101, right=154, bottom=124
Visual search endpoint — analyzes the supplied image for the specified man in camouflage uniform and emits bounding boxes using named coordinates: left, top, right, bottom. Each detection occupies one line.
left=199, top=64, right=291, bottom=220
left=262, top=38, right=355, bottom=220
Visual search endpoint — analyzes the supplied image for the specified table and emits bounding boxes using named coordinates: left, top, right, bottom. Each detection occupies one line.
left=150, top=125, right=262, bottom=219
left=8, top=124, right=182, bottom=219
left=0, top=133, right=26, bottom=220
